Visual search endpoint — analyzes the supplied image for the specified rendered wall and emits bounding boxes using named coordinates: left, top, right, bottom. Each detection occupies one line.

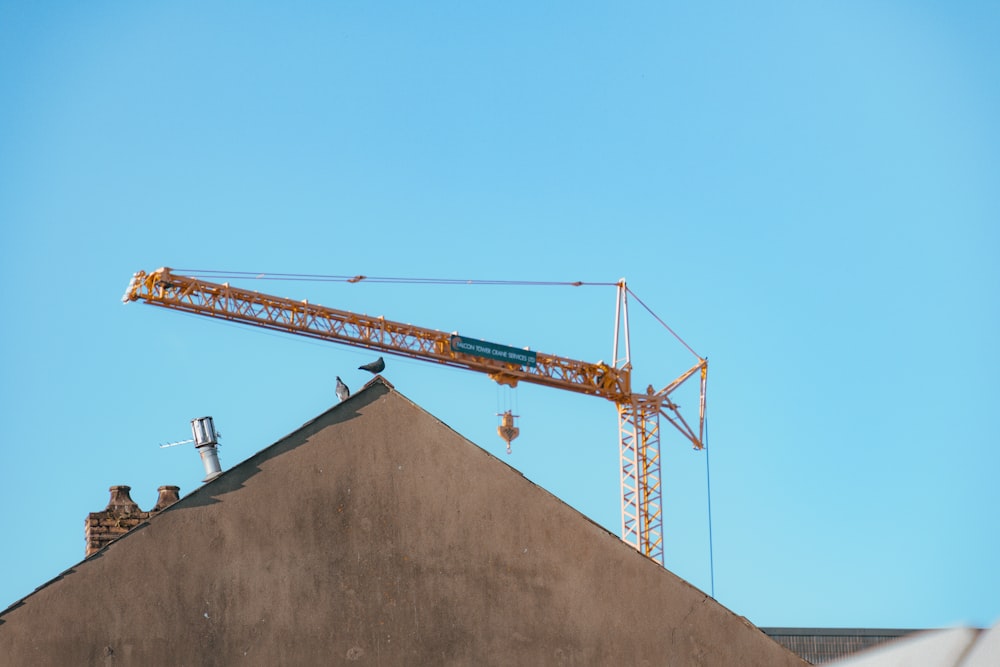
left=0, top=380, right=805, bottom=666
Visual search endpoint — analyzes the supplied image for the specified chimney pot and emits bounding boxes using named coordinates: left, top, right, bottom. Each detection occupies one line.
left=153, top=485, right=181, bottom=511
left=105, top=485, right=140, bottom=512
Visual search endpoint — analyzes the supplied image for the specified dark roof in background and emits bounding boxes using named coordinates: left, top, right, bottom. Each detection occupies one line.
left=762, top=627, right=924, bottom=664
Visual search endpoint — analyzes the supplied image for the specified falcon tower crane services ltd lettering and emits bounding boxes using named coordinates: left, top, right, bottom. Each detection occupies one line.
left=450, top=335, right=537, bottom=367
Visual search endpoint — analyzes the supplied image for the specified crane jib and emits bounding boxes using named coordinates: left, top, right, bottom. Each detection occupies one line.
left=124, top=267, right=708, bottom=568
left=450, top=335, right=537, bottom=368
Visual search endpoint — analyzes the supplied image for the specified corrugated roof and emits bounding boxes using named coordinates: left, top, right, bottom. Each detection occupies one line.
left=762, top=628, right=920, bottom=664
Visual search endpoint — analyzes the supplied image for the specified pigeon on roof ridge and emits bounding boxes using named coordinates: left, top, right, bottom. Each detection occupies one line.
left=335, top=376, right=350, bottom=402
left=359, top=356, right=385, bottom=374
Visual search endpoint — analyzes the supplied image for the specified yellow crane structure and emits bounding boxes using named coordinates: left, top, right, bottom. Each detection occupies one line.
left=123, top=267, right=707, bottom=565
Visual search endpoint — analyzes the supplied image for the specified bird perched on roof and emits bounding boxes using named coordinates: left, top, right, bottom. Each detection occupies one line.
left=358, top=356, right=385, bottom=374
left=335, top=376, right=350, bottom=402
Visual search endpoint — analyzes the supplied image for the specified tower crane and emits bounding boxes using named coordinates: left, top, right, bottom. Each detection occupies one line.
left=123, top=267, right=707, bottom=566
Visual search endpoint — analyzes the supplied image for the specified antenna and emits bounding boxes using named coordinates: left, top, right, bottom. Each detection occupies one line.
left=159, top=438, right=194, bottom=449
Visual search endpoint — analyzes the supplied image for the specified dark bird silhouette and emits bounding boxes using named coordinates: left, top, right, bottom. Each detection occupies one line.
left=335, top=376, right=350, bottom=402
left=358, top=356, right=385, bottom=374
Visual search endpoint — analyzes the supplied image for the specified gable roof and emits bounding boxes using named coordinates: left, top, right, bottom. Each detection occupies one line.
left=0, top=377, right=805, bottom=666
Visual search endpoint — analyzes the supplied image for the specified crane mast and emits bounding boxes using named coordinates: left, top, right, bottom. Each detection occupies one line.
left=123, top=267, right=707, bottom=565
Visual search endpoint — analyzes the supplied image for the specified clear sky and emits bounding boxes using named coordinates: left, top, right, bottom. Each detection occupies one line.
left=1, top=1, right=997, bottom=630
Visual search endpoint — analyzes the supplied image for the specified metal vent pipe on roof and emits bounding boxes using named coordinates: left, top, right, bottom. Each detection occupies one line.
left=191, top=416, right=222, bottom=482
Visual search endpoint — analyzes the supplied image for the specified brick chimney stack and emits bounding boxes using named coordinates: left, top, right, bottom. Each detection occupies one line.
left=85, top=485, right=180, bottom=557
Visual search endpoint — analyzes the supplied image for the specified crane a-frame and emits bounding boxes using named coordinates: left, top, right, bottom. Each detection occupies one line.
left=123, top=267, right=708, bottom=565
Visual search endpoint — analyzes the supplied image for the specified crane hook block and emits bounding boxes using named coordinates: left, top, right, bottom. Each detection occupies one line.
left=497, top=410, right=520, bottom=455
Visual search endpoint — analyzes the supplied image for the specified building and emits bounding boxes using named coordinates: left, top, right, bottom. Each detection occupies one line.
left=762, top=627, right=920, bottom=664
left=0, top=377, right=806, bottom=665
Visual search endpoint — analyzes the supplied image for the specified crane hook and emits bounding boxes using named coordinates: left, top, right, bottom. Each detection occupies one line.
left=497, top=410, right=520, bottom=454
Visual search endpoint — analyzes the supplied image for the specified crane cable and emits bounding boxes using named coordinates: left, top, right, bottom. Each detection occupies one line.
left=705, top=414, right=716, bottom=599
left=174, top=269, right=618, bottom=288
left=173, top=270, right=701, bottom=358
left=625, top=288, right=701, bottom=360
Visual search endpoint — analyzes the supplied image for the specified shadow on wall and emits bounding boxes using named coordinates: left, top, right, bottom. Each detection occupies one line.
left=177, top=380, right=385, bottom=509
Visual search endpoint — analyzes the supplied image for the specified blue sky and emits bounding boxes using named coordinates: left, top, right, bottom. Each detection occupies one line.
left=1, top=2, right=997, bottom=630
